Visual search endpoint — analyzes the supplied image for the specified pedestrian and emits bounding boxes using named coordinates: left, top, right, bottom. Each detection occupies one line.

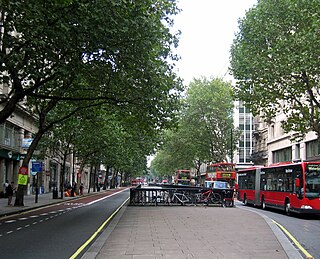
left=5, top=182, right=15, bottom=205
left=4, top=180, right=9, bottom=197
left=79, top=183, right=84, bottom=195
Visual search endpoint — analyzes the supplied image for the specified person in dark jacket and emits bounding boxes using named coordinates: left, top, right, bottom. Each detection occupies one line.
left=5, top=182, right=15, bottom=205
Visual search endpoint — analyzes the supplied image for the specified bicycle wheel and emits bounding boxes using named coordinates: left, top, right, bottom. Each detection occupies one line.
left=210, top=193, right=222, bottom=204
left=224, top=199, right=234, bottom=207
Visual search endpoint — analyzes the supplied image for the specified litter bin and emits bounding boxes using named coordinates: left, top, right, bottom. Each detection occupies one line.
left=52, top=187, right=58, bottom=199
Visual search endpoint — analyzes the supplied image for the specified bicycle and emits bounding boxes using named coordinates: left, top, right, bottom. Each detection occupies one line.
left=195, top=189, right=222, bottom=206
left=171, top=191, right=196, bottom=206
left=221, top=189, right=234, bottom=208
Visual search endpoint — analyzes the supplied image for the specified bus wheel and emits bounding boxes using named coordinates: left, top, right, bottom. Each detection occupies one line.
left=285, top=200, right=291, bottom=216
left=261, top=197, right=266, bottom=210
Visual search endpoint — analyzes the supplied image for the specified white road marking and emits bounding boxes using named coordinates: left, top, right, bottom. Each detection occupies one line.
left=5, top=220, right=16, bottom=224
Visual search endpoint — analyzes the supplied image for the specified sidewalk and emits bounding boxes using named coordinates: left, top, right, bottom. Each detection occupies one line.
left=82, top=204, right=303, bottom=259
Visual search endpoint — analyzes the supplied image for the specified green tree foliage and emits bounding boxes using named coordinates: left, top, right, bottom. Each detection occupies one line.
left=151, top=77, right=237, bottom=180
left=4, top=0, right=183, bottom=205
left=0, top=0, right=182, bottom=123
left=230, top=0, right=320, bottom=140
left=183, top=77, right=235, bottom=162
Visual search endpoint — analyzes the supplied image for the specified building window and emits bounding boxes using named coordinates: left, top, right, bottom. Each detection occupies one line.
left=270, top=125, right=275, bottom=138
left=306, top=139, right=320, bottom=158
left=295, top=144, right=300, bottom=161
left=0, top=123, right=19, bottom=148
left=273, top=147, right=292, bottom=163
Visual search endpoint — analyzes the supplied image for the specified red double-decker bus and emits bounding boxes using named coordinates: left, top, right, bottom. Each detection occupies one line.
left=131, top=178, right=143, bottom=186
left=175, top=169, right=191, bottom=186
left=237, top=162, right=320, bottom=215
left=203, top=162, right=236, bottom=187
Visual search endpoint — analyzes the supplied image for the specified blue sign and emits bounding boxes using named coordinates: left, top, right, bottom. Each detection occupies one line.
left=32, top=162, right=42, bottom=172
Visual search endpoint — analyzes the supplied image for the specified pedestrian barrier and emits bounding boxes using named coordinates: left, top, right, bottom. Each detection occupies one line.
left=129, top=184, right=234, bottom=207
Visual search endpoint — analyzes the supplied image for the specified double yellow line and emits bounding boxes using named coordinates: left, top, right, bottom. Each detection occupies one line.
left=69, top=197, right=129, bottom=259
left=272, top=220, right=314, bottom=259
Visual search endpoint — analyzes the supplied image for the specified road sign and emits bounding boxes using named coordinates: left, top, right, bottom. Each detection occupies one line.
left=19, top=166, right=28, bottom=175
left=18, top=174, right=28, bottom=185
left=32, top=162, right=42, bottom=172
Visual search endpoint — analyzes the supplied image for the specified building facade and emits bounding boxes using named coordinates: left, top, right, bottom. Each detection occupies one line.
left=233, top=101, right=254, bottom=170
left=253, top=112, right=320, bottom=166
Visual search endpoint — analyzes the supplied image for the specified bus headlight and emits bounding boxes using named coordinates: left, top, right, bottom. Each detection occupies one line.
left=300, top=205, right=313, bottom=209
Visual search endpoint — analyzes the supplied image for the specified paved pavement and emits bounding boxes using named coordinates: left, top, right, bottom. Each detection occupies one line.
left=0, top=191, right=303, bottom=259
left=82, top=204, right=303, bottom=259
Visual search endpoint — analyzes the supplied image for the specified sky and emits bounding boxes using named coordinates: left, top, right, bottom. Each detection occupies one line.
left=172, top=0, right=257, bottom=85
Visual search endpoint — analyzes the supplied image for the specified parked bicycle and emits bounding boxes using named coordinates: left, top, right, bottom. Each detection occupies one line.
left=171, top=190, right=196, bottom=206
left=195, top=189, right=222, bottom=206
left=221, top=189, right=234, bottom=208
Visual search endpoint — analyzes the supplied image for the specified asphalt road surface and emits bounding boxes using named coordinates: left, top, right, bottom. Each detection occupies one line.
left=0, top=188, right=130, bottom=259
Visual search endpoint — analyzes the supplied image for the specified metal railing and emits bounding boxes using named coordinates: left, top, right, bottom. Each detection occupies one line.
left=129, top=184, right=234, bottom=207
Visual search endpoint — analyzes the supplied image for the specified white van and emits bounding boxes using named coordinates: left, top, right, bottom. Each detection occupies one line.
left=204, top=181, right=229, bottom=189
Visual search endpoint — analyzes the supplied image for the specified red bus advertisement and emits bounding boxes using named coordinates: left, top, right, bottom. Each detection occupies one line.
left=237, top=162, right=320, bottom=215
left=175, top=169, right=191, bottom=186
left=203, top=162, right=236, bottom=187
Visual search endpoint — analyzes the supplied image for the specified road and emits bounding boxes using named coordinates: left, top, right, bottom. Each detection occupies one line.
left=0, top=188, right=130, bottom=259
left=236, top=201, right=320, bottom=259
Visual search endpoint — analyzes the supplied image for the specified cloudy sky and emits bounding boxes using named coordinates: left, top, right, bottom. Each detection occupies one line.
left=172, top=0, right=257, bottom=85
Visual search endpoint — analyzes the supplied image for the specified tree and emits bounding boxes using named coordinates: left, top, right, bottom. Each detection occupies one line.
left=6, top=0, right=183, bottom=205
left=230, top=0, right=320, bottom=140
left=0, top=0, right=182, bottom=122
left=183, top=77, right=236, bottom=162
left=151, top=77, right=237, bottom=182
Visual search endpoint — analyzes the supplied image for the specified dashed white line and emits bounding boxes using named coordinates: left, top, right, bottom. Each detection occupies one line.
left=5, top=220, right=16, bottom=224
left=18, top=218, right=28, bottom=221
left=6, top=231, right=13, bottom=234
left=16, top=227, right=22, bottom=231
left=25, top=224, right=30, bottom=227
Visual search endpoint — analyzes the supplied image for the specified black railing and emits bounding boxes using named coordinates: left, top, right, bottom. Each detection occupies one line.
left=129, top=184, right=234, bottom=207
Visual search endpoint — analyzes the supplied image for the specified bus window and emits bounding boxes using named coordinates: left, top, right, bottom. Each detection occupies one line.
left=305, top=165, right=320, bottom=199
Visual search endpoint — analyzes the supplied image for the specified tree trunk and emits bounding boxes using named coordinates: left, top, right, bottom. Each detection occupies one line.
left=88, top=165, right=93, bottom=194
left=119, top=171, right=123, bottom=187
left=14, top=131, right=44, bottom=206
left=103, top=165, right=109, bottom=190
left=110, top=169, right=116, bottom=189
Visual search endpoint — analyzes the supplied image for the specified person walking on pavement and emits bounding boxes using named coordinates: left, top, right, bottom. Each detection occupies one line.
left=5, top=181, right=15, bottom=205
left=79, top=183, right=84, bottom=195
